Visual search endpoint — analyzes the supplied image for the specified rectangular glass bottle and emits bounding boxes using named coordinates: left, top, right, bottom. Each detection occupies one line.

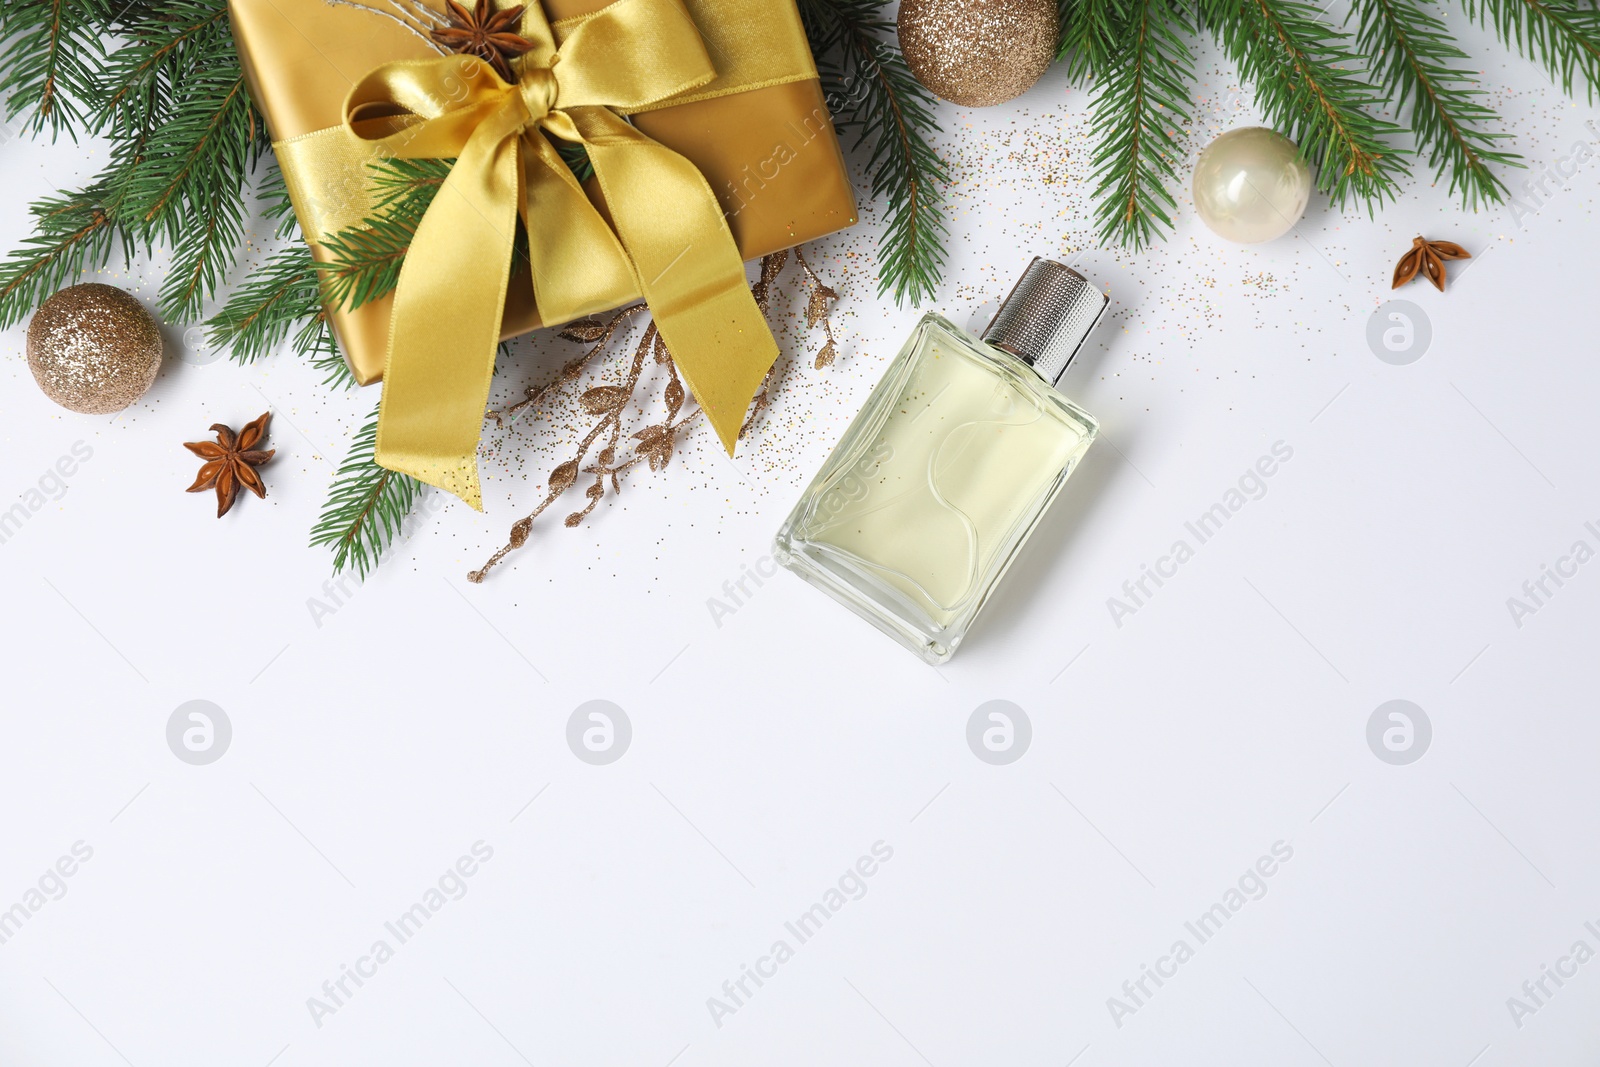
left=774, top=259, right=1107, bottom=664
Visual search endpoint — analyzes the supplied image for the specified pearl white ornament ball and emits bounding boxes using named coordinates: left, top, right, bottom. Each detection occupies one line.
left=1192, top=127, right=1311, bottom=243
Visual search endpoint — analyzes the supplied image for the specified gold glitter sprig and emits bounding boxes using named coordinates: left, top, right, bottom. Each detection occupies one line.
left=469, top=248, right=840, bottom=582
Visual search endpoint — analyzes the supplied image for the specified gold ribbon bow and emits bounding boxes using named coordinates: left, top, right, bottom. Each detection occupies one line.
left=345, top=0, right=778, bottom=508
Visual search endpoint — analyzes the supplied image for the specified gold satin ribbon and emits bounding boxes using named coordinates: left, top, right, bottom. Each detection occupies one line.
left=346, top=0, right=779, bottom=508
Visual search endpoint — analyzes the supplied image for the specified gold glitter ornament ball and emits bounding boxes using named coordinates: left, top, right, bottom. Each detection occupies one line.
left=27, top=283, right=163, bottom=414
left=897, top=0, right=1058, bottom=107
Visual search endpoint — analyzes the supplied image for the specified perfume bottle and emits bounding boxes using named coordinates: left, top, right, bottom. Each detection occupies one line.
left=773, top=258, right=1107, bottom=663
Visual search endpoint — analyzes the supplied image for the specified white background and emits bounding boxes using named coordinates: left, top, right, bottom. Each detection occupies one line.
left=2, top=12, right=1599, bottom=1067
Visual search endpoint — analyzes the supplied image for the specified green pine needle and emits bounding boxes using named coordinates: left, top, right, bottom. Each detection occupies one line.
left=0, top=0, right=262, bottom=325
left=0, top=0, right=109, bottom=141
left=298, top=315, right=358, bottom=390
left=0, top=180, right=129, bottom=328
left=1352, top=0, right=1519, bottom=208
left=207, top=244, right=324, bottom=363
left=799, top=0, right=950, bottom=306
left=1459, top=0, right=1600, bottom=102
left=316, top=158, right=451, bottom=311
left=1061, top=0, right=1132, bottom=74
left=95, top=0, right=232, bottom=135
left=310, top=404, right=427, bottom=577
left=258, top=160, right=303, bottom=241
left=117, top=67, right=255, bottom=240
left=158, top=181, right=249, bottom=322
left=1202, top=0, right=1410, bottom=207
left=1084, top=0, right=1197, bottom=247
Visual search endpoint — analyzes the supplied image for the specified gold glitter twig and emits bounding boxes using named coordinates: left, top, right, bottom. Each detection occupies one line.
left=469, top=247, right=837, bottom=582
left=795, top=246, right=839, bottom=368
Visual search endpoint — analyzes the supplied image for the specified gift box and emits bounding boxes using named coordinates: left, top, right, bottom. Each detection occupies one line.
left=228, top=0, right=857, bottom=506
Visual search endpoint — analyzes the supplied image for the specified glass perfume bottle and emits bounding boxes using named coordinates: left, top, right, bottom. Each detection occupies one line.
left=773, top=258, right=1107, bottom=663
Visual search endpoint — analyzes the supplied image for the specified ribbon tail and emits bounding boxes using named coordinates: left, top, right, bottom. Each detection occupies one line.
left=569, top=107, right=776, bottom=455
left=374, top=127, right=523, bottom=510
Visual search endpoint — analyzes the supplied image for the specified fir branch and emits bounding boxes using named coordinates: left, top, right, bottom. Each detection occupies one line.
left=207, top=232, right=355, bottom=387
left=159, top=183, right=248, bottom=322
left=1459, top=0, right=1600, bottom=102
left=95, top=0, right=231, bottom=135
left=317, top=158, right=451, bottom=310
left=1085, top=0, right=1197, bottom=247
left=0, top=180, right=129, bottom=328
left=258, top=161, right=302, bottom=241
left=116, top=65, right=255, bottom=236
left=298, top=314, right=358, bottom=390
left=799, top=0, right=949, bottom=306
left=1060, top=0, right=1131, bottom=75
left=1202, top=0, right=1408, bottom=206
left=105, top=11, right=259, bottom=321
left=367, top=156, right=451, bottom=218
left=310, top=403, right=426, bottom=577
left=316, top=215, right=413, bottom=311
left=206, top=244, right=323, bottom=363
left=1352, top=0, right=1518, bottom=207
left=0, top=0, right=109, bottom=141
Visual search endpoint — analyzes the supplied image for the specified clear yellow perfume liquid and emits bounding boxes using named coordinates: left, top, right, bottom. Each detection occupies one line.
left=774, top=313, right=1097, bottom=663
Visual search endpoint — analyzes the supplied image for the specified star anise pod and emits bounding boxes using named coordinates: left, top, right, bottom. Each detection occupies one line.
left=1392, top=236, right=1471, bottom=292
left=185, top=411, right=276, bottom=518
left=431, top=0, right=535, bottom=83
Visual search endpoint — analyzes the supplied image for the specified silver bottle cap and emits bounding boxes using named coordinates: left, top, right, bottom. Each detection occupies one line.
left=979, top=257, right=1108, bottom=386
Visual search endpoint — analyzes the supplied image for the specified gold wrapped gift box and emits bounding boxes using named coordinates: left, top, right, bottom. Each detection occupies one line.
left=228, top=0, right=858, bottom=386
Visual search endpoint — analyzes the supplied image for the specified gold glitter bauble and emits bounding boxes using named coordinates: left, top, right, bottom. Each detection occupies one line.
left=27, top=283, right=163, bottom=414
left=897, top=0, right=1057, bottom=107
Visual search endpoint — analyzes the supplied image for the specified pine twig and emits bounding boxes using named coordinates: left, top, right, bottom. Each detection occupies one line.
left=95, top=0, right=231, bottom=134
left=96, top=3, right=262, bottom=322
left=310, top=403, right=427, bottom=577
left=1201, top=0, right=1409, bottom=207
left=1085, top=0, right=1197, bottom=247
left=298, top=315, right=358, bottom=390
left=160, top=179, right=248, bottom=322
left=1060, top=0, right=1130, bottom=74
left=316, top=158, right=452, bottom=311
left=799, top=0, right=949, bottom=306
left=1458, top=0, right=1600, bottom=103
left=0, top=181, right=128, bottom=328
left=1352, top=0, right=1518, bottom=208
left=206, top=244, right=324, bottom=363
left=0, top=0, right=109, bottom=141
